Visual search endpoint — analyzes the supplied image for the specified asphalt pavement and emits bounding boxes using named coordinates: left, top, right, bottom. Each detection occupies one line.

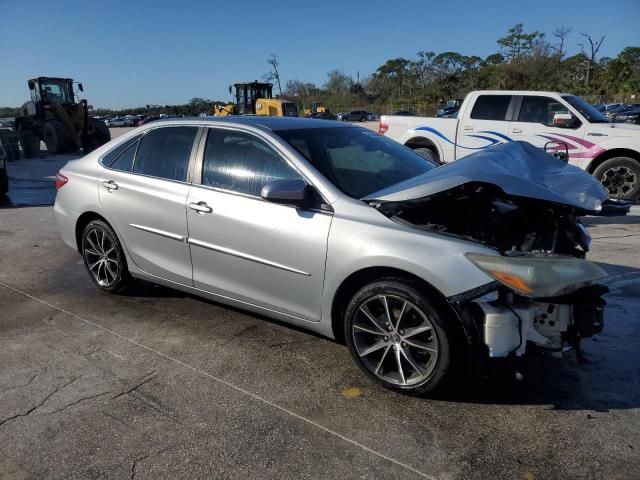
left=0, top=132, right=639, bottom=479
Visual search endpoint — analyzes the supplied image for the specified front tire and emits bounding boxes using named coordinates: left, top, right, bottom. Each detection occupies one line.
left=593, top=157, right=640, bottom=199
left=81, top=220, right=131, bottom=293
left=344, top=279, right=458, bottom=396
left=43, top=120, right=74, bottom=154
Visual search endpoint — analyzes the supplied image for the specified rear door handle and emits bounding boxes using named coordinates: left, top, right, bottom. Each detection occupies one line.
left=102, top=180, right=118, bottom=191
left=511, top=128, right=522, bottom=134
left=462, top=125, right=473, bottom=132
left=189, top=201, right=213, bottom=214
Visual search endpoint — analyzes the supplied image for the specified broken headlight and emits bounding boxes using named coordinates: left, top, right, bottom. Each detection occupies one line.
left=465, top=253, right=607, bottom=298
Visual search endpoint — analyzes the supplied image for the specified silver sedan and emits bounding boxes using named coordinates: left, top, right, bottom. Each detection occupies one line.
left=54, top=117, right=608, bottom=395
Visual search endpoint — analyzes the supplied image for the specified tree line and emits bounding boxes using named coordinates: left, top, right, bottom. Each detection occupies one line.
left=283, top=24, right=639, bottom=115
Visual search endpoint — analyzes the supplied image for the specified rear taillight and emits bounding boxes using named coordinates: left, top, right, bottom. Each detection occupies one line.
left=378, top=120, right=388, bottom=135
left=55, top=172, right=68, bottom=189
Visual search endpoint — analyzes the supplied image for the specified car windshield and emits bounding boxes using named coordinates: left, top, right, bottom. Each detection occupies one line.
left=562, top=95, right=610, bottom=123
left=276, top=126, right=436, bottom=199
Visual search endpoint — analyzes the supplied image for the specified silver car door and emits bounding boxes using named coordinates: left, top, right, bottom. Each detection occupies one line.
left=99, top=126, right=201, bottom=285
left=186, top=127, right=332, bottom=321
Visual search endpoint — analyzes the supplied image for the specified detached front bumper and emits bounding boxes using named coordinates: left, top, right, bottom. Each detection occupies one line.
left=449, top=284, right=607, bottom=358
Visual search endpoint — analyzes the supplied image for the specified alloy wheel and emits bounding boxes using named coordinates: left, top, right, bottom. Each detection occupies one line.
left=351, top=294, right=439, bottom=386
left=83, top=227, right=120, bottom=287
left=600, top=165, right=637, bottom=197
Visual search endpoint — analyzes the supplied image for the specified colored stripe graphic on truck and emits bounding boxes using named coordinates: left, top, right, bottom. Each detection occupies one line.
left=413, top=127, right=604, bottom=159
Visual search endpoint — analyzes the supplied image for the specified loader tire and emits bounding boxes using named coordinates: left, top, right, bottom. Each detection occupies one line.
left=43, top=120, right=74, bottom=154
left=20, top=131, right=41, bottom=158
left=92, top=118, right=111, bottom=145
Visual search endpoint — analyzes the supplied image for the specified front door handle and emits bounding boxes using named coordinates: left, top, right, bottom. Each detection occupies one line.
left=102, top=180, right=118, bottom=191
left=511, top=128, right=523, bottom=134
left=462, top=125, right=473, bottom=132
left=189, top=201, right=213, bottom=214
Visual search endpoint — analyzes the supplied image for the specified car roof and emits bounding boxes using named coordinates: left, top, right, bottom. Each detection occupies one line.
left=141, top=116, right=354, bottom=131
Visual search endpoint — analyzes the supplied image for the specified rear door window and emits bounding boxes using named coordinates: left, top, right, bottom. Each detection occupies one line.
left=133, top=127, right=198, bottom=182
left=470, top=95, right=512, bottom=121
left=101, top=134, right=141, bottom=167
left=110, top=141, right=138, bottom=172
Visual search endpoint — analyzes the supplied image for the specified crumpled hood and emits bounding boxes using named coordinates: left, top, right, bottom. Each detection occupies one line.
left=363, top=141, right=608, bottom=212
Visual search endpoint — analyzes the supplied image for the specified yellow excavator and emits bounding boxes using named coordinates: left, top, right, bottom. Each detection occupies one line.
left=214, top=82, right=298, bottom=117
left=303, top=103, right=329, bottom=117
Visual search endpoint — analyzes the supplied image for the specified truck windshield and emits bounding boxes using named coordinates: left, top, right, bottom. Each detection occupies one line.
left=562, top=95, right=610, bottom=123
left=276, top=127, right=436, bottom=199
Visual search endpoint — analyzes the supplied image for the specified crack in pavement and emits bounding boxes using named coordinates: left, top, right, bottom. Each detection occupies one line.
left=45, top=390, right=112, bottom=415
left=112, top=371, right=158, bottom=400
left=130, top=445, right=173, bottom=480
left=0, top=376, right=79, bottom=428
left=0, top=281, right=437, bottom=480
left=0, top=370, right=42, bottom=395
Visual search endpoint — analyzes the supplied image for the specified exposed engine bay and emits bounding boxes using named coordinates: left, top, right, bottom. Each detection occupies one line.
left=372, top=182, right=592, bottom=257
left=362, top=142, right=612, bottom=360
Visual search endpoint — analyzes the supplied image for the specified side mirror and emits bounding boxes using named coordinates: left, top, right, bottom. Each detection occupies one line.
left=28, top=80, right=35, bottom=90
left=228, top=85, right=233, bottom=94
left=78, top=83, right=84, bottom=92
left=261, top=178, right=312, bottom=209
left=552, top=113, right=580, bottom=129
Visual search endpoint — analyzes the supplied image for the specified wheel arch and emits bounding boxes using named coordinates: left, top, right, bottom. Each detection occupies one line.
left=587, top=148, right=640, bottom=174
left=74, top=211, right=111, bottom=253
left=404, top=136, right=442, bottom=163
left=330, top=266, right=460, bottom=344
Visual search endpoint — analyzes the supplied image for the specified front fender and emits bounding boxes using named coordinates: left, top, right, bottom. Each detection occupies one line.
left=321, top=207, right=496, bottom=327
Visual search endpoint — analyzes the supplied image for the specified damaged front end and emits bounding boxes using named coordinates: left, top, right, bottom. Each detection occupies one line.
left=365, top=142, right=610, bottom=360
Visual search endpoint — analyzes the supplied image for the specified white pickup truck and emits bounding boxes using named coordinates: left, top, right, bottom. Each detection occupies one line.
left=379, top=90, right=640, bottom=198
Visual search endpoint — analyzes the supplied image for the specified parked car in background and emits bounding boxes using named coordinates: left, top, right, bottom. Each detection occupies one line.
left=614, top=108, right=640, bottom=125
left=54, top=116, right=610, bottom=396
left=604, top=104, right=634, bottom=119
left=308, top=111, right=337, bottom=120
left=366, top=112, right=379, bottom=121
left=338, top=110, right=368, bottom=122
left=602, top=103, right=625, bottom=114
left=135, top=115, right=161, bottom=126
left=437, top=99, right=463, bottom=117
left=108, top=117, right=135, bottom=127
left=379, top=90, right=640, bottom=198
left=436, top=107, right=460, bottom=118
left=610, top=104, right=640, bottom=122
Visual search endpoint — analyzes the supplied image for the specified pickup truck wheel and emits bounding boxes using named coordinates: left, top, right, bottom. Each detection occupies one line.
left=593, top=157, right=640, bottom=199
left=344, top=279, right=458, bottom=396
left=413, top=147, right=439, bottom=164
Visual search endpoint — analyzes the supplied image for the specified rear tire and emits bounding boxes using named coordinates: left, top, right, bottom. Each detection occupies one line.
left=20, top=131, right=40, bottom=158
left=43, top=120, right=74, bottom=154
left=593, top=157, right=640, bottom=199
left=0, top=169, right=8, bottom=196
left=413, top=147, right=439, bottom=165
left=81, top=220, right=131, bottom=293
left=344, top=278, right=460, bottom=396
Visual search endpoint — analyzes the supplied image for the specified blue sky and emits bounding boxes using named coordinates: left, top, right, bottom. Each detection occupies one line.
left=1, top=0, right=638, bottom=108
